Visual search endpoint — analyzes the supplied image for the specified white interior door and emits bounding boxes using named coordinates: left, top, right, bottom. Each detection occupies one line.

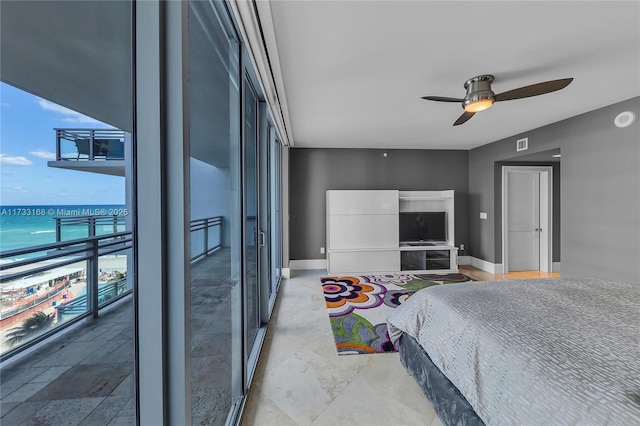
left=507, top=171, right=540, bottom=271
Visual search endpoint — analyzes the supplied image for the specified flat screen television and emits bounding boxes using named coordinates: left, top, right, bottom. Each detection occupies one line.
left=399, top=212, right=446, bottom=243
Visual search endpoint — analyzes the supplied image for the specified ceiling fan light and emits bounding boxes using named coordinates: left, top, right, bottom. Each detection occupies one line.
left=464, top=99, right=494, bottom=113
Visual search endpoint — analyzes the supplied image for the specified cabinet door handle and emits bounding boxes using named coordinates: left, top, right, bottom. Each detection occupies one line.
left=534, top=228, right=542, bottom=232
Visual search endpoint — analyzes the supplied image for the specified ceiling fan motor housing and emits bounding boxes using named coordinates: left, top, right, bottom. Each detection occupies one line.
left=463, top=75, right=495, bottom=109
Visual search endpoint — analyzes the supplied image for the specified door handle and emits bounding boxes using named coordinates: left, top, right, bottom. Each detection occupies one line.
left=259, top=231, right=266, bottom=247
left=534, top=228, right=542, bottom=232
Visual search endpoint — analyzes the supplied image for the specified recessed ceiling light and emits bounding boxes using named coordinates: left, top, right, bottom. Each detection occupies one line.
left=615, top=111, right=636, bottom=128
left=552, top=154, right=561, bottom=158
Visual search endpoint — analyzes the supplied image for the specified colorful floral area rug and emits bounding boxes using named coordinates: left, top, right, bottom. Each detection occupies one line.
left=321, top=273, right=472, bottom=355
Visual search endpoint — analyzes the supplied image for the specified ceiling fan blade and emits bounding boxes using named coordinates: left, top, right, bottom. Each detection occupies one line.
left=421, top=96, right=464, bottom=103
left=453, top=111, right=475, bottom=126
left=494, top=78, right=573, bottom=102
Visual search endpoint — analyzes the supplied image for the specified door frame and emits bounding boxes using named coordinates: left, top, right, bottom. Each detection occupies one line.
left=502, top=166, right=553, bottom=273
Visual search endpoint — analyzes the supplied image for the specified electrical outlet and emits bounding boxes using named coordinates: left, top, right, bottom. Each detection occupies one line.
left=460, top=244, right=465, bottom=251
left=320, top=247, right=325, bottom=254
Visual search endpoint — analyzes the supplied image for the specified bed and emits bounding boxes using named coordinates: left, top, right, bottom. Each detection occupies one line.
left=386, top=277, right=640, bottom=425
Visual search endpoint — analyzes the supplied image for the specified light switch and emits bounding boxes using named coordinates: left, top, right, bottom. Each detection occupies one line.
left=480, top=212, right=488, bottom=220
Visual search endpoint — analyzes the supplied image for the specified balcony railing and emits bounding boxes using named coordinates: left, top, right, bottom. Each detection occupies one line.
left=0, top=232, right=132, bottom=361
left=56, top=278, right=128, bottom=318
left=55, top=128, right=126, bottom=161
left=190, top=216, right=223, bottom=262
left=0, top=215, right=222, bottom=360
left=55, top=214, right=127, bottom=242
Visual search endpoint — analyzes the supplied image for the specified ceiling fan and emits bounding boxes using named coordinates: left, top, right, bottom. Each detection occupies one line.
left=422, top=75, right=573, bottom=126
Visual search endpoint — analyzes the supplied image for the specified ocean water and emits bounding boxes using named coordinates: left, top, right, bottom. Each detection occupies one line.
left=0, top=205, right=127, bottom=257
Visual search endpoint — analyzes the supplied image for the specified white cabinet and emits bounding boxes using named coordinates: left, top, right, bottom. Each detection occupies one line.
left=328, top=250, right=400, bottom=274
left=327, top=190, right=397, bottom=215
left=326, top=190, right=458, bottom=274
left=328, top=215, right=398, bottom=250
left=326, top=190, right=399, bottom=274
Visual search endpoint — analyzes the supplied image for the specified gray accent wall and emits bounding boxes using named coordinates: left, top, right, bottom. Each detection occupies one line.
left=289, top=148, right=469, bottom=260
left=469, top=97, right=640, bottom=282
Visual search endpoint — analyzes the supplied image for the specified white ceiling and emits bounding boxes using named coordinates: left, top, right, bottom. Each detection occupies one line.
left=264, top=1, right=640, bottom=150
left=2, top=1, right=637, bottom=154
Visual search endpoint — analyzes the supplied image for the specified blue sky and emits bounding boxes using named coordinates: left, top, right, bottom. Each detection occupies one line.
left=0, top=82, right=125, bottom=206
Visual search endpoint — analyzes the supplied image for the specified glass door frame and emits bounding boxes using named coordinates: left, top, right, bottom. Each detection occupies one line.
left=267, top=124, right=283, bottom=309
left=134, top=1, right=285, bottom=423
left=241, top=66, right=261, bottom=390
left=239, top=50, right=282, bottom=391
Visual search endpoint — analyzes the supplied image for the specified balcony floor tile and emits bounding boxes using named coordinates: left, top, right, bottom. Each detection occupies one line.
left=77, top=395, right=131, bottom=426
left=24, top=397, right=105, bottom=425
left=1, top=248, right=234, bottom=424
left=27, top=363, right=132, bottom=401
left=0, top=400, right=49, bottom=424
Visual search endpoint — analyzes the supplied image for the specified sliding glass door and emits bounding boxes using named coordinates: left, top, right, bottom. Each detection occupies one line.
left=261, top=124, right=282, bottom=309
left=243, top=75, right=261, bottom=359
left=269, top=127, right=283, bottom=301
left=187, top=1, right=243, bottom=423
left=244, top=79, right=282, bottom=380
left=183, top=1, right=284, bottom=422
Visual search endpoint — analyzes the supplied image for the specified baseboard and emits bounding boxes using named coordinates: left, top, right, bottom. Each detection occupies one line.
left=282, top=268, right=291, bottom=279
left=468, top=257, right=559, bottom=274
left=470, top=257, right=504, bottom=274
left=289, top=259, right=327, bottom=270
left=289, top=257, right=520, bottom=275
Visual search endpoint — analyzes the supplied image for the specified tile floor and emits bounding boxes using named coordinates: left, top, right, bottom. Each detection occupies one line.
left=1, top=249, right=238, bottom=425
left=240, top=269, right=442, bottom=426
left=190, top=248, right=235, bottom=425
left=0, top=298, right=135, bottom=425
left=1, top=264, right=551, bottom=425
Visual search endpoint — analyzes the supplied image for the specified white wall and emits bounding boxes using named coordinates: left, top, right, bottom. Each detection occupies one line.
left=190, top=157, right=231, bottom=247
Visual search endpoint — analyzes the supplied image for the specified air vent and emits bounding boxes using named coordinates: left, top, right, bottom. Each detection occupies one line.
left=516, top=138, right=528, bottom=152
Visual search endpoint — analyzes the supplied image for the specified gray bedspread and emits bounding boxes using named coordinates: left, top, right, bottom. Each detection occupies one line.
left=387, top=278, right=640, bottom=425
